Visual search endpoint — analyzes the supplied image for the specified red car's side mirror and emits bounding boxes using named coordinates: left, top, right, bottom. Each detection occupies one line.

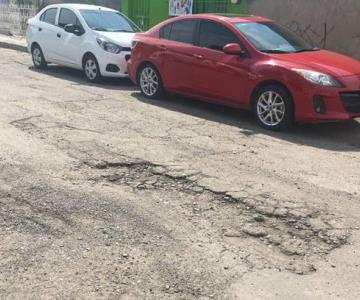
left=223, top=43, right=245, bottom=55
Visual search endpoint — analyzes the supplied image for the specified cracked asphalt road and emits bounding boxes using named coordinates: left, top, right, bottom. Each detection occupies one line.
left=1, top=47, right=360, bottom=299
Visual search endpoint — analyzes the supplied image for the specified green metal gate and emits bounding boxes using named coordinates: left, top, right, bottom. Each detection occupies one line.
left=193, top=0, right=228, bottom=14
left=129, top=0, right=150, bottom=30
left=122, top=0, right=246, bottom=30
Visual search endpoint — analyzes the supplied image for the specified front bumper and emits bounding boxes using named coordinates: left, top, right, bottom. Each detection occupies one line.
left=292, top=75, right=360, bottom=122
left=97, top=51, right=131, bottom=78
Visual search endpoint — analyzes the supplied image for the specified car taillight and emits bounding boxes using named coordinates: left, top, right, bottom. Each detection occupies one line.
left=131, top=40, right=138, bottom=49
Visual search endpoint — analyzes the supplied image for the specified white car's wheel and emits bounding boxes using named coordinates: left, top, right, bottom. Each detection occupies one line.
left=83, top=54, right=101, bottom=83
left=31, top=44, right=47, bottom=69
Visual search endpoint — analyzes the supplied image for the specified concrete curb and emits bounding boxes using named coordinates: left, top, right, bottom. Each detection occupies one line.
left=0, top=41, right=27, bottom=53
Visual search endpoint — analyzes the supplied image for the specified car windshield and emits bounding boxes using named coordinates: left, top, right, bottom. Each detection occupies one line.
left=80, top=9, right=140, bottom=32
left=234, top=21, right=318, bottom=53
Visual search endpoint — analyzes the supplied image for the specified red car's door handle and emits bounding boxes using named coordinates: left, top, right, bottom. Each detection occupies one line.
left=193, top=54, right=204, bottom=60
left=158, top=45, right=167, bottom=51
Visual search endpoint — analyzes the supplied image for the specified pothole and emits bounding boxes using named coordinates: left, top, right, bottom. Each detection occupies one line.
left=83, top=159, right=351, bottom=272
left=84, top=159, right=207, bottom=195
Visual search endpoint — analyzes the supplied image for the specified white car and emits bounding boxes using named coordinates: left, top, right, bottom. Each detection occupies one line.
left=26, top=4, right=140, bottom=82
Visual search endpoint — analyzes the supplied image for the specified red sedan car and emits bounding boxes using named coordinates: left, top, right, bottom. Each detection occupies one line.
left=128, top=14, right=360, bottom=130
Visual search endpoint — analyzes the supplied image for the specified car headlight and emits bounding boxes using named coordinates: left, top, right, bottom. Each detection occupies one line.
left=96, top=38, right=122, bottom=54
left=292, top=69, right=341, bottom=87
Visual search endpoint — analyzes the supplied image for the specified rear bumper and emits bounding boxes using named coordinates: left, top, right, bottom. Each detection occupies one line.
left=127, top=58, right=137, bottom=84
left=26, top=38, right=31, bottom=53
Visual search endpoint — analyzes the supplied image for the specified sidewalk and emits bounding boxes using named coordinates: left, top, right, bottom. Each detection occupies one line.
left=0, top=34, right=27, bottom=52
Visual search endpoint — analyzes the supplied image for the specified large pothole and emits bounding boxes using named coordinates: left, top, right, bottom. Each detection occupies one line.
left=83, top=159, right=351, bottom=274
left=8, top=111, right=352, bottom=275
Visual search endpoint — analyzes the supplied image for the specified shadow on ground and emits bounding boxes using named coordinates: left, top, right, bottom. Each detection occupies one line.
left=29, top=65, right=136, bottom=91
left=132, top=92, right=360, bottom=152
left=29, top=64, right=360, bottom=152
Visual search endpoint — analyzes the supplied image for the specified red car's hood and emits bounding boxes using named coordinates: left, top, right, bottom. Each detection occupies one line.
left=272, top=50, right=360, bottom=78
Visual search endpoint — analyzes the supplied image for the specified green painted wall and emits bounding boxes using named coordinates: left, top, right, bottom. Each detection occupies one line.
left=121, top=0, right=246, bottom=30
left=226, top=1, right=247, bottom=14
left=150, top=0, right=169, bottom=28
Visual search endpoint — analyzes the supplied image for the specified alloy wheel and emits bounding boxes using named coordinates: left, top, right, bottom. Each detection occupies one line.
left=256, top=91, right=286, bottom=127
left=140, top=67, right=159, bottom=97
left=32, top=47, right=42, bottom=66
left=85, top=59, right=98, bottom=81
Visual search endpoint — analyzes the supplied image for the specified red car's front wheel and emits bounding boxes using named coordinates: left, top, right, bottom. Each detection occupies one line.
left=253, top=84, right=294, bottom=130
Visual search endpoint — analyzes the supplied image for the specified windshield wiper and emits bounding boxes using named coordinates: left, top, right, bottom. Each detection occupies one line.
left=260, top=49, right=291, bottom=54
left=111, top=29, right=134, bottom=32
left=294, top=47, right=320, bottom=53
left=92, top=27, right=108, bottom=32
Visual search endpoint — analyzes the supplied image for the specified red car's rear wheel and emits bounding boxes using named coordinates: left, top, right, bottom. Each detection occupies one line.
left=138, top=64, right=164, bottom=99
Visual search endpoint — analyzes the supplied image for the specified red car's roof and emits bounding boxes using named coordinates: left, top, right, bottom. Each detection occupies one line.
left=145, top=13, right=273, bottom=35
left=176, top=13, right=272, bottom=23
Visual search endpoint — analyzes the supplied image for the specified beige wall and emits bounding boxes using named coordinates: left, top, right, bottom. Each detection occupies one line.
left=247, top=0, right=360, bottom=59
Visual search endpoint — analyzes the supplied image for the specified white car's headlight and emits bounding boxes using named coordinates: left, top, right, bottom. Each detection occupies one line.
left=96, top=38, right=122, bottom=54
left=292, top=69, right=341, bottom=87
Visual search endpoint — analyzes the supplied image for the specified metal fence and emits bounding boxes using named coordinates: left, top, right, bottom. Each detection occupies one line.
left=129, top=0, right=150, bottom=30
left=0, top=3, right=37, bottom=35
left=193, top=0, right=228, bottom=14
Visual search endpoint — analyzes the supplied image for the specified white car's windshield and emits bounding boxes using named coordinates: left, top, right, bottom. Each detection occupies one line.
left=80, top=10, right=140, bottom=32
left=234, top=21, right=318, bottom=53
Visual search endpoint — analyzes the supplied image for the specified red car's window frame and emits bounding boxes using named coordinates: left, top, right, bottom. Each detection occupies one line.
left=159, top=19, right=199, bottom=46
left=194, top=19, right=248, bottom=55
left=196, top=19, right=240, bottom=50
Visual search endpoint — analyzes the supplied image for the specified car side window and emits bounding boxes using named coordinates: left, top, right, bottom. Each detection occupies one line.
left=159, top=23, right=172, bottom=40
left=58, top=8, right=80, bottom=28
left=169, top=20, right=197, bottom=45
left=199, top=20, right=239, bottom=51
left=40, top=8, right=57, bottom=25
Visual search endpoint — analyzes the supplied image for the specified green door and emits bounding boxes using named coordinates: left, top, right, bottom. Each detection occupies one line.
left=129, top=0, right=150, bottom=30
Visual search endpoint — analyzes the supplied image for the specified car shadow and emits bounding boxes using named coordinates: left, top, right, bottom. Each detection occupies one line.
left=29, top=65, right=136, bottom=91
left=132, top=92, right=360, bottom=152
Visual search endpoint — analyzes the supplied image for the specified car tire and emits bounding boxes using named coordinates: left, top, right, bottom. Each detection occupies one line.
left=253, top=84, right=294, bottom=130
left=138, top=63, right=164, bottom=99
left=31, top=44, right=47, bottom=69
left=83, top=54, right=102, bottom=83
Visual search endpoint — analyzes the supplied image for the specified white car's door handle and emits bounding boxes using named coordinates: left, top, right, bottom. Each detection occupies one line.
left=57, top=33, right=61, bottom=38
